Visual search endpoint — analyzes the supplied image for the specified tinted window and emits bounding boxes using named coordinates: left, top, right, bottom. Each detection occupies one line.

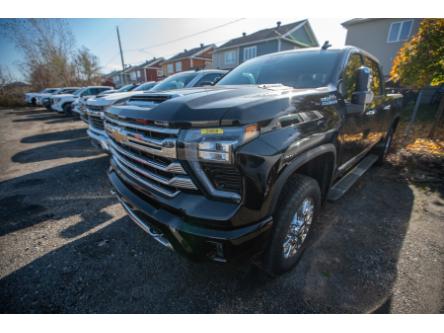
left=363, top=56, right=382, bottom=95
left=341, top=53, right=362, bottom=101
left=80, top=89, right=92, bottom=96
left=217, top=50, right=341, bottom=88
left=195, top=73, right=223, bottom=87
left=150, top=72, right=198, bottom=92
left=134, top=82, right=157, bottom=91
left=116, top=84, right=136, bottom=92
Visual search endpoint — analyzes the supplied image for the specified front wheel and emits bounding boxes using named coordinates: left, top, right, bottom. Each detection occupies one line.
left=263, top=174, right=321, bottom=275
left=62, top=103, right=72, bottom=116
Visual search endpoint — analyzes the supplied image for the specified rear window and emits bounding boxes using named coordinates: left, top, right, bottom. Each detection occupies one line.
left=217, top=50, right=341, bottom=88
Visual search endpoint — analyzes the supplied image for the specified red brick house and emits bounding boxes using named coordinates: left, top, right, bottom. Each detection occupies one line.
left=141, top=57, right=164, bottom=81
left=162, top=44, right=215, bottom=76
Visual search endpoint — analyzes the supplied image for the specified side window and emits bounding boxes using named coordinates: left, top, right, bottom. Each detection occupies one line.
left=195, top=73, right=222, bottom=87
left=363, top=57, right=382, bottom=96
left=341, top=53, right=362, bottom=102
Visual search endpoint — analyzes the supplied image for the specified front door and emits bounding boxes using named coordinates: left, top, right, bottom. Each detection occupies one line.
left=337, top=52, right=369, bottom=168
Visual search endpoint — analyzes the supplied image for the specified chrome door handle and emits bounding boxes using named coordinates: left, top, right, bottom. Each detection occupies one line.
left=365, top=109, right=376, bottom=116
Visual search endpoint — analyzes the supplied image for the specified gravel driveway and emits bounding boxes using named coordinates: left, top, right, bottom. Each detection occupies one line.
left=0, top=107, right=443, bottom=313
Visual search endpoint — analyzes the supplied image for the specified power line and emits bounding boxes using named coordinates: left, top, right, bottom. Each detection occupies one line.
left=126, top=18, right=245, bottom=52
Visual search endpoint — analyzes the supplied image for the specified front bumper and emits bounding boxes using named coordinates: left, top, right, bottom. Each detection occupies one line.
left=52, top=102, right=64, bottom=112
left=87, top=127, right=109, bottom=151
left=109, top=169, right=273, bottom=262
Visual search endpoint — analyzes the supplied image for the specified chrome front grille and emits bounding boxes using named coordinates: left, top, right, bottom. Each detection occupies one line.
left=105, top=113, right=198, bottom=198
left=88, top=112, right=105, bottom=131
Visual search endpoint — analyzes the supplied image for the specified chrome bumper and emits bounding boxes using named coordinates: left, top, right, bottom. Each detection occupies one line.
left=87, top=128, right=109, bottom=151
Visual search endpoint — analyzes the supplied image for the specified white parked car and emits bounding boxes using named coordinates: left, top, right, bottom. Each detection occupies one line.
left=25, top=88, right=59, bottom=106
left=85, top=81, right=157, bottom=150
left=51, top=86, right=113, bottom=114
left=41, top=87, right=81, bottom=110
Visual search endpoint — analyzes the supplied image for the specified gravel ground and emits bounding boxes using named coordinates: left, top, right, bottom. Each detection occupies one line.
left=0, top=106, right=443, bottom=313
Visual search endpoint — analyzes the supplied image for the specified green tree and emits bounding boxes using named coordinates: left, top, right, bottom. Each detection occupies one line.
left=390, top=19, right=444, bottom=138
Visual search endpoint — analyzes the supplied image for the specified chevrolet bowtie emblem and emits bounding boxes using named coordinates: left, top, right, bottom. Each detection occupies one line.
left=110, top=129, right=127, bottom=143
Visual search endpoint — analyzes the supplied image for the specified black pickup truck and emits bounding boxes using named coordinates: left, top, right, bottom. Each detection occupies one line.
left=104, top=46, right=402, bottom=274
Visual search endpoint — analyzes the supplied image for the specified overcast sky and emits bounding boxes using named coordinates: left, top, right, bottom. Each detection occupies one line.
left=0, top=18, right=348, bottom=80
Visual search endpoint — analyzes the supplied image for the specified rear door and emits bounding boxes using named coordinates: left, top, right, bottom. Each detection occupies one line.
left=362, top=55, right=385, bottom=147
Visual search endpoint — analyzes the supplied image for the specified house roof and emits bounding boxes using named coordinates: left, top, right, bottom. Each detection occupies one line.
left=167, top=44, right=215, bottom=62
left=217, top=19, right=307, bottom=49
left=341, top=18, right=381, bottom=28
left=139, top=57, right=164, bottom=68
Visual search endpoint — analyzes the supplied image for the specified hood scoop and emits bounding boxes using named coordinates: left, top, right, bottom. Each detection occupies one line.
left=128, top=94, right=174, bottom=106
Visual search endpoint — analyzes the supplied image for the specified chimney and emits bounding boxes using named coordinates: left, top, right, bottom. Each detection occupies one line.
left=276, top=21, right=281, bottom=28
left=242, top=32, right=246, bottom=37
left=200, top=43, right=204, bottom=48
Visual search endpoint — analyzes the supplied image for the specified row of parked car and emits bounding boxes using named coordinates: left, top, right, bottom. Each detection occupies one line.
left=24, top=47, right=402, bottom=275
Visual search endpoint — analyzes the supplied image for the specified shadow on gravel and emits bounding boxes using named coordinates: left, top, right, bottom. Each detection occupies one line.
left=0, top=166, right=414, bottom=313
left=12, top=138, right=102, bottom=163
left=8, top=109, right=54, bottom=116
left=0, top=156, right=113, bottom=238
left=13, top=114, right=68, bottom=123
left=21, top=128, right=88, bottom=144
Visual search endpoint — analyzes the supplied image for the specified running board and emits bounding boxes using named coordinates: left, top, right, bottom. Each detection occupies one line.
left=327, top=154, right=378, bottom=201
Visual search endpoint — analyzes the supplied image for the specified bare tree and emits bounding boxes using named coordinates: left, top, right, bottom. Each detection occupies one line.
left=0, top=19, right=102, bottom=89
left=74, top=47, right=102, bottom=85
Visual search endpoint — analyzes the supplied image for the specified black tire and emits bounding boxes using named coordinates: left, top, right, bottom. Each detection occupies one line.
left=31, top=98, right=36, bottom=106
left=376, top=124, right=395, bottom=166
left=263, top=174, right=321, bottom=275
left=62, top=103, right=72, bottom=116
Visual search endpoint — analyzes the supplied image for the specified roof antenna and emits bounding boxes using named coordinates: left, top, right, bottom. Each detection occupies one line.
left=321, top=40, right=332, bottom=50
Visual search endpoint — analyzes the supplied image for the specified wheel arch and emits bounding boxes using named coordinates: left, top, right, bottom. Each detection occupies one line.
left=268, top=144, right=337, bottom=214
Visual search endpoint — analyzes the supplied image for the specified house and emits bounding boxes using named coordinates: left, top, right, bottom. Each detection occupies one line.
left=102, top=70, right=121, bottom=87
left=140, top=57, right=164, bottom=81
left=212, top=20, right=319, bottom=70
left=124, top=58, right=165, bottom=83
left=341, top=18, right=423, bottom=76
left=162, top=44, right=215, bottom=76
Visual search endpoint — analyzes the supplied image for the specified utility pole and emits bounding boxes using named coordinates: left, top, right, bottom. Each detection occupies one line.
left=116, top=26, right=126, bottom=85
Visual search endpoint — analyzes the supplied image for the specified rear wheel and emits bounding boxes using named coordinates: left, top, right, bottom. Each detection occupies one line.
left=264, top=174, right=321, bottom=275
left=376, top=125, right=395, bottom=165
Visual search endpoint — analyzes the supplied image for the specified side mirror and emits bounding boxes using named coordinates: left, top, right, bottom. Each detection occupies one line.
left=351, top=66, right=374, bottom=105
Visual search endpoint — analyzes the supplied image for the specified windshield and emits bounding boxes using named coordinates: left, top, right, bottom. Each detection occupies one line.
left=116, top=84, right=137, bottom=92
left=73, top=88, right=86, bottom=96
left=59, top=88, right=78, bottom=94
left=217, top=50, right=341, bottom=88
left=134, top=82, right=157, bottom=91
left=150, top=72, right=198, bottom=92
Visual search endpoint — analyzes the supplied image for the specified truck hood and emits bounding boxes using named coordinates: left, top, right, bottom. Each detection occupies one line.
left=88, top=91, right=142, bottom=107
left=108, top=84, right=328, bottom=127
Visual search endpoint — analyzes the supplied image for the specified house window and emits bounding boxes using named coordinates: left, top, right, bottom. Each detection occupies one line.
left=130, top=71, right=137, bottom=81
left=224, top=50, right=236, bottom=65
left=175, top=62, right=182, bottom=72
left=243, top=46, right=257, bottom=61
left=387, top=20, right=413, bottom=43
left=167, top=63, right=174, bottom=74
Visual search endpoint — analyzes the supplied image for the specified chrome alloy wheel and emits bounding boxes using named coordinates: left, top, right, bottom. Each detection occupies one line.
left=282, top=197, right=314, bottom=259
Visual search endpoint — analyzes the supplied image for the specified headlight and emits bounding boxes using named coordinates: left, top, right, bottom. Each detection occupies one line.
left=179, top=124, right=258, bottom=164
left=54, top=98, right=61, bottom=103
